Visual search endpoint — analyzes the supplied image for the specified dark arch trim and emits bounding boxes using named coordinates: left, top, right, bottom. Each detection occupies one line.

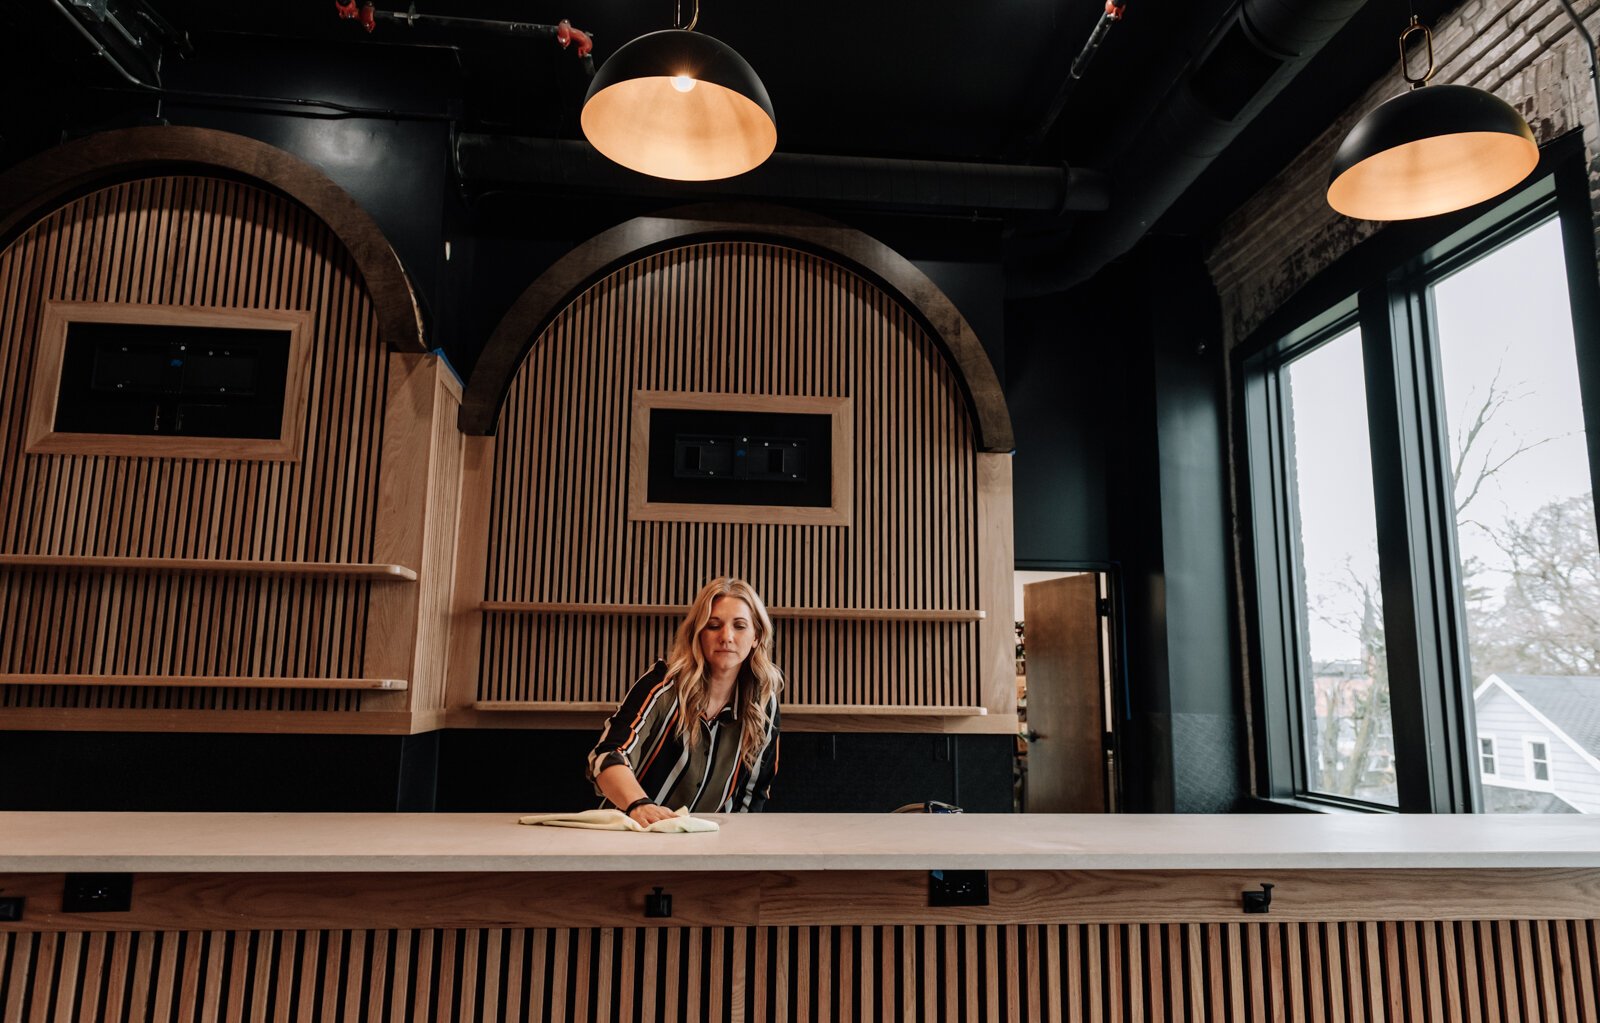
left=0, top=126, right=426, bottom=353
left=461, top=203, right=1014, bottom=452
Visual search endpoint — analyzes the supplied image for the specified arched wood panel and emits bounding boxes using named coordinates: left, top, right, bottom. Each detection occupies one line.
left=6, top=920, right=1596, bottom=1021
left=0, top=176, right=395, bottom=723
left=0, top=125, right=426, bottom=354
left=458, top=204, right=1014, bottom=453
left=474, top=242, right=992, bottom=715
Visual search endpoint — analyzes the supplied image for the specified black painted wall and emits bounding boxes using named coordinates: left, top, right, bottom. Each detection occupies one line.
left=1105, top=240, right=1246, bottom=813
left=0, top=730, right=1015, bottom=814
left=0, top=31, right=1250, bottom=817
left=1004, top=239, right=1247, bottom=813
left=1004, top=290, right=1116, bottom=566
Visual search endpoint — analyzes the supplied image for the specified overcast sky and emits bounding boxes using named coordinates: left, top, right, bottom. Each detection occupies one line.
left=1289, top=217, right=1592, bottom=665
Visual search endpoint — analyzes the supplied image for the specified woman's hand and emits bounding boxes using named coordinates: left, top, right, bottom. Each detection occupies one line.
left=630, top=802, right=679, bottom=827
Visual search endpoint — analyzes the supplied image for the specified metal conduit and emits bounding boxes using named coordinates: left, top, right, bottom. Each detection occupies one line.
left=454, top=134, right=1111, bottom=217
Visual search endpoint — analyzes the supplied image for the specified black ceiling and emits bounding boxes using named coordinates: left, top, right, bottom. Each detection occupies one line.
left=2, top=0, right=1461, bottom=267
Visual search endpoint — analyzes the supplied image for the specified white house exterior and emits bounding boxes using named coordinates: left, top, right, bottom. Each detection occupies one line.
left=1472, top=675, right=1600, bottom=814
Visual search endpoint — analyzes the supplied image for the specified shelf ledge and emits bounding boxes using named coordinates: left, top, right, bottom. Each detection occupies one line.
left=0, top=555, right=417, bottom=581
left=479, top=602, right=983, bottom=622
left=472, top=701, right=986, bottom=716
left=0, top=674, right=408, bottom=691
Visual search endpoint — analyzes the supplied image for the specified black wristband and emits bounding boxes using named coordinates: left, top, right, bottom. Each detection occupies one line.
left=624, top=797, right=656, bottom=815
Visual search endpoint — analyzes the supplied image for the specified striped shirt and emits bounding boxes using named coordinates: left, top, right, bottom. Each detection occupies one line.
left=587, top=660, right=781, bottom=813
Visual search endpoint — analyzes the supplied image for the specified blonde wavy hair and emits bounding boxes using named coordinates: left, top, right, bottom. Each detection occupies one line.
left=665, top=577, right=784, bottom=769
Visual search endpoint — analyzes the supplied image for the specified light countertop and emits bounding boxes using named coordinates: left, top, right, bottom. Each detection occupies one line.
left=2, top=812, right=1599, bottom=873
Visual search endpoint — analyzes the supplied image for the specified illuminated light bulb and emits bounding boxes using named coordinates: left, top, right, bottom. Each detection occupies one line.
left=671, top=74, right=697, bottom=92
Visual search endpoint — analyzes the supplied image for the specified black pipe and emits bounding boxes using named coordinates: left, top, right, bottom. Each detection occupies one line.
left=454, top=134, right=1111, bottom=217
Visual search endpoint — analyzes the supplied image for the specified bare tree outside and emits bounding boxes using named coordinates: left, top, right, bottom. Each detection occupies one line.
left=1469, top=492, right=1600, bottom=679
left=1303, top=372, right=1594, bottom=803
left=1287, top=217, right=1595, bottom=809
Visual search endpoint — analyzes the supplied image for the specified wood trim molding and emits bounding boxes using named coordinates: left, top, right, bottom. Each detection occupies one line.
left=3, top=868, right=1597, bottom=932
left=24, top=302, right=314, bottom=461
left=977, top=452, right=1018, bottom=718
left=459, top=203, right=1013, bottom=452
left=0, top=126, right=426, bottom=353
left=626, top=390, right=853, bottom=526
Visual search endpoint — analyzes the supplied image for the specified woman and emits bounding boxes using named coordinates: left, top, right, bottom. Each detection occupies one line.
left=587, top=577, right=783, bottom=825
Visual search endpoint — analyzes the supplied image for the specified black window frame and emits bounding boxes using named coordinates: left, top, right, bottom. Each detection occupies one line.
left=1236, top=133, right=1600, bottom=813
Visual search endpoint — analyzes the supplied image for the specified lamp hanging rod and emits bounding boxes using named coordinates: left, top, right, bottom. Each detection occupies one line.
left=674, top=0, right=700, bottom=33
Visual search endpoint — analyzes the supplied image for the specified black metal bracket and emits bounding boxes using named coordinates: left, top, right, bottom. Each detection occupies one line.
left=644, top=886, right=672, bottom=918
left=1241, top=883, right=1275, bottom=914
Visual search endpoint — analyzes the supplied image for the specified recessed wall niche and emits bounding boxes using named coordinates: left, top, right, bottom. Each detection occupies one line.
left=25, top=301, right=313, bottom=461
left=628, top=390, right=852, bottom=526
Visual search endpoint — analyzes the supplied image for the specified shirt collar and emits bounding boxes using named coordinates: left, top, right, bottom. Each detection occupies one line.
left=718, top=664, right=758, bottom=723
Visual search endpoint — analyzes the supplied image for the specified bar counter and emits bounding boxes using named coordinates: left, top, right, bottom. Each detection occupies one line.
left=3, top=813, right=1599, bottom=1019
left=2, top=811, right=1599, bottom=872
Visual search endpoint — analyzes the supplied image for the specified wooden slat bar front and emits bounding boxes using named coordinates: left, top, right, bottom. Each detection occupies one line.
left=2, top=814, right=1597, bottom=1022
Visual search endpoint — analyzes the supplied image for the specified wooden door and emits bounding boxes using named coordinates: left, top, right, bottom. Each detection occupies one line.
left=1023, top=574, right=1107, bottom=812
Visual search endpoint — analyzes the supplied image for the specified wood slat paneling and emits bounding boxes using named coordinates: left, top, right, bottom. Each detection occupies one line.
left=4, top=919, right=1596, bottom=1021
left=0, top=176, right=392, bottom=723
left=477, top=242, right=986, bottom=714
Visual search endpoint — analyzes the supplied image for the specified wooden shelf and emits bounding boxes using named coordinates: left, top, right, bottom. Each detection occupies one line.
left=786, top=704, right=988, bottom=716
left=472, top=701, right=985, bottom=716
left=0, top=555, right=417, bottom=581
left=479, top=602, right=984, bottom=622
left=0, top=674, right=408, bottom=691
left=473, top=701, right=616, bottom=712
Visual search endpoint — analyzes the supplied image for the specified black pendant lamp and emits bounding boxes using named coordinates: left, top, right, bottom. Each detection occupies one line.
left=581, top=2, right=775, bottom=181
left=1328, top=17, right=1537, bottom=221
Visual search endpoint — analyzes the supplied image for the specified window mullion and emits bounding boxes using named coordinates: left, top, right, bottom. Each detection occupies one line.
left=1241, top=364, right=1302, bottom=798
left=1362, top=280, right=1472, bottom=812
left=1272, top=368, right=1314, bottom=797
left=1553, top=157, right=1600, bottom=513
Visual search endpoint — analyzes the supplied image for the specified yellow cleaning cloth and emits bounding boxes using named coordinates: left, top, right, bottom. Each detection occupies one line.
left=517, top=808, right=719, bottom=833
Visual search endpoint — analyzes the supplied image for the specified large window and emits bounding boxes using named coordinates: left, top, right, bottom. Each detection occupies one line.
left=1281, top=326, right=1396, bottom=805
left=1242, top=153, right=1600, bottom=812
left=1430, top=219, right=1598, bottom=813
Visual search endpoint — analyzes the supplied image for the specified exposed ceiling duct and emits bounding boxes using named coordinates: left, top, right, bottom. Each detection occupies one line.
left=1006, top=0, right=1368, bottom=298
left=454, top=134, right=1111, bottom=218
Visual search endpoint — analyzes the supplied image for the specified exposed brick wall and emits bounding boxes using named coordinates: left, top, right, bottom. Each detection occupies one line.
left=1208, top=0, right=1600, bottom=797
left=1208, top=0, right=1600, bottom=348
